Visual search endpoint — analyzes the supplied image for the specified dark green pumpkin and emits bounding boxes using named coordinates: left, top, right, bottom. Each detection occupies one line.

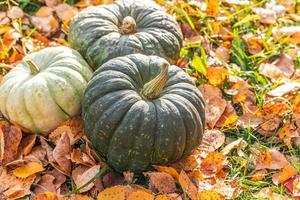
left=82, top=54, right=205, bottom=173
left=68, top=0, right=183, bottom=70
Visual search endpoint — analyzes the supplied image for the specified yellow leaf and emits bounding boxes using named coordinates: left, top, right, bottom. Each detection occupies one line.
left=223, top=114, right=239, bottom=126
left=179, top=170, right=198, bottom=200
left=153, top=165, right=179, bottom=180
left=198, top=190, right=224, bottom=200
left=97, top=186, right=128, bottom=200
left=272, top=164, right=297, bottom=184
left=192, top=55, right=207, bottom=76
left=207, top=67, right=228, bottom=87
left=127, top=190, right=154, bottom=200
left=206, top=0, right=219, bottom=16
left=155, top=195, right=172, bottom=200
left=13, top=162, right=44, bottom=178
left=0, top=26, right=11, bottom=35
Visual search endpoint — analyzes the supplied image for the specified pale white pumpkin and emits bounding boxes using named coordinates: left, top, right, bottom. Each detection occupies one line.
left=0, top=46, right=93, bottom=135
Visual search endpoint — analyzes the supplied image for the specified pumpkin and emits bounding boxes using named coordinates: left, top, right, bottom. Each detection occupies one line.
left=0, top=46, right=93, bottom=135
left=68, top=0, right=183, bottom=70
left=82, top=54, right=205, bottom=173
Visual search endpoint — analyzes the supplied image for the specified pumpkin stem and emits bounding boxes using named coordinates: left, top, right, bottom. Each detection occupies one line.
left=121, top=16, right=136, bottom=34
left=26, top=60, right=40, bottom=75
left=141, top=63, right=169, bottom=99
left=64, top=163, right=111, bottom=197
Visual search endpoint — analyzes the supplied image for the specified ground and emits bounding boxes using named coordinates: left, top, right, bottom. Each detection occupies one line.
left=0, top=0, right=299, bottom=199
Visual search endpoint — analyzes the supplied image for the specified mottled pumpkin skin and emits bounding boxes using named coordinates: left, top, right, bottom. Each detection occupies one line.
left=68, top=0, right=183, bottom=70
left=0, top=46, right=93, bottom=135
left=82, top=54, right=205, bottom=173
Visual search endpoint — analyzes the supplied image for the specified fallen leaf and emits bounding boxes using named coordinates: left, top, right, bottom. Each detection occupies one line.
left=215, top=46, right=230, bottom=63
left=13, top=161, right=44, bottom=178
left=45, top=0, right=62, bottom=7
left=200, top=152, right=226, bottom=176
left=53, top=132, right=71, bottom=174
left=31, top=15, right=59, bottom=34
left=40, top=137, right=55, bottom=163
left=24, top=146, right=47, bottom=165
left=205, top=97, right=227, bottom=128
left=215, top=103, right=238, bottom=127
left=7, top=6, right=24, bottom=19
left=71, top=148, right=96, bottom=167
left=200, top=129, right=225, bottom=152
left=252, top=7, right=276, bottom=24
left=3, top=175, right=35, bottom=200
left=0, top=123, right=22, bottom=164
left=19, top=134, right=36, bottom=156
left=75, top=165, right=100, bottom=193
left=198, top=190, right=224, bottom=200
left=127, top=190, right=154, bottom=200
left=254, top=187, right=290, bottom=199
left=251, top=169, right=268, bottom=181
left=55, top=3, right=77, bottom=22
left=245, top=37, right=264, bottom=55
left=48, top=169, right=66, bottom=190
left=206, top=0, right=219, bottom=16
left=36, top=7, right=53, bottom=17
left=255, top=149, right=289, bottom=170
left=97, top=185, right=131, bottom=200
left=198, top=84, right=223, bottom=100
left=272, top=164, right=297, bottom=185
left=206, top=67, right=228, bottom=87
left=68, top=194, right=94, bottom=200
left=34, top=174, right=56, bottom=195
left=221, top=138, right=247, bottom=155
left=153, top=166, right=179, bottom=180
left=179, top=170, right=198, bottom=200
left=144, top=172, right=176, bottom=194
left=32, top=192, right=59, bottom=200
left=268, top=82, right=300, bottom=97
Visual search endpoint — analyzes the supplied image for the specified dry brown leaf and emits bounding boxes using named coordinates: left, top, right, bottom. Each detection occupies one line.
left=205, top=96, right=227, bottom=128
left=200, top=152, right=226, bottom=176
left=36, top=7, right=53, bottom=17
left=3, top=175, right=35, bottom=200
left=68, top=194, right=94, bottom=200
left=53, top=132, right=71, bottom=174
left=0, top=122, right=22, bottom=164
left=71, top=148, right=96, bottom=167
left=32, top=192, right=59, bottom=200
left=272, top=164, right=297, bottom=185
left=245, top=37, right=264, bottom=55
left=34, top=174, right=56, bottom=195
left=24, top=146, right=47, bottom=166
left=215, top=102, right=238, bottom=127
left=200, top=129, right=225, bottom=152
left=215, top=46, right=230, bottom=63
left=221, top=138, right=247, bottom=155
left=7, top=6, right=24, bottom=19
left=251, top=169, right=268, bottom=181
left=144, top=172, right=176, bottom=194
left=55, top=3, right=77, bottom=22
left=255, top=149, right=289, bottom=170
left=75, top=165, right=100, bottom=193
left=13, top=161, right=44, bottom=178
left=40, top=137, right=55, bottom=163
left=254, top=187, right=290, bottom=199
left=198, top=84, right=223, bottom=100
left=153, top=165, right=179, bottom=180
left=45, top=0, right=62, bottom=7
left=19, top=134, right=36, bottom=156
left=178, top=170, right=198, bottom=200
left=48, top=169, right=66, bottom=190
left=278, top=123, right=299, bottom=145
left=31, top=15, right=59, bottom=33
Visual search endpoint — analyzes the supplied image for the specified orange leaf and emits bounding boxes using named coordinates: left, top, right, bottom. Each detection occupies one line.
left=13, top=161, right=44, bottom=178
left=179, top=170, right=198, bottom=200
left=206, top=0, right=219, bottom=16
left=272, top=164, right=298, bottom=185
left=97, top=185, right=130, bottom=200
left=200, top=152, right=226, bottom=174
left=198, top=190, right=224, bottom=200
left=127, top=190, right=154, bottom=200
left=251, top=169, right=268, bottom=181
left=206, top=67, right=228, bottom=87
left=153, top=165, right=179, bottom=180
left=32, top=192, right=58, bottom=200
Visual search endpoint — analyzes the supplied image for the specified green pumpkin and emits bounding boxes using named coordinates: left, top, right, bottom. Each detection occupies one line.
left=68, top=0, right=183, bottom=70
left=0, top=46, right=93, bottom=135
left=82, top=54, right=205, bottom=173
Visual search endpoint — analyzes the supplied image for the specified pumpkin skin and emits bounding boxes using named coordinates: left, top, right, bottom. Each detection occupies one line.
left=68, top=0, right=183, bottom=70
left=82, top=54, right=205, bottom=173
left=0, top=46, right=93, bottom=135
